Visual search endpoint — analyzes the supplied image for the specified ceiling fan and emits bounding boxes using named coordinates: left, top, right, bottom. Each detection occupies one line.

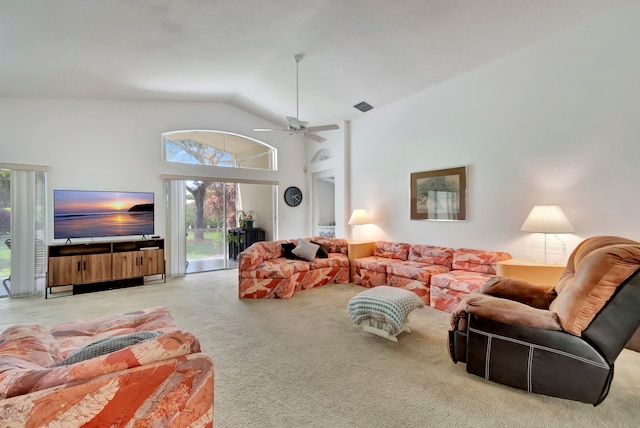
left=254, top=54, right=339, bottom=143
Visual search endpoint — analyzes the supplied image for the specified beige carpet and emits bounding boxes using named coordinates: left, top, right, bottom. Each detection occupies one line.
left=1, top=270, right=639, bottom=427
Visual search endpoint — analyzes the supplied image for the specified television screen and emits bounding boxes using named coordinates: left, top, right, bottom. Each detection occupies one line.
left=54, top=190, right=154, bottom=239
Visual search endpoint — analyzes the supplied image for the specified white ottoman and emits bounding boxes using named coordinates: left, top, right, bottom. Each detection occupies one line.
left=348, top=286, right=424, bottom=342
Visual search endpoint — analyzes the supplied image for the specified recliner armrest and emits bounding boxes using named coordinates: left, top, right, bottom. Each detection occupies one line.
left=462, top=293, right=562, bottom=331
left=479, top=275, right=557, bottom=309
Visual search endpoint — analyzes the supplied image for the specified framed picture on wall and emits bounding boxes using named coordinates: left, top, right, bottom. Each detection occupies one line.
left=410, top=166, right=467, bottom=221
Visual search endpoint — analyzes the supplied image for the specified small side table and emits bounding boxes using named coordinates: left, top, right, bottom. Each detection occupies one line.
left=496, top=258, right=565, bottom=285
left=347, top=241, right=375, bottom=282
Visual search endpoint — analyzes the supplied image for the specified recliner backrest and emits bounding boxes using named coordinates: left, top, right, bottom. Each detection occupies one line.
left=581, top=268, right=640, bottom=364
left=550, top=236, right=640, bottom=336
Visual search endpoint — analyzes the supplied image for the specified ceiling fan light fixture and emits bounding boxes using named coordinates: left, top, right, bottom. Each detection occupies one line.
left=354, top=101, right=374, bottom=112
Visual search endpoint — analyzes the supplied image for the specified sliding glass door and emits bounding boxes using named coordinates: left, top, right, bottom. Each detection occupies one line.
left=185, top=180, right=238, bottom=273
left=0, top=169, right=10, bottom=297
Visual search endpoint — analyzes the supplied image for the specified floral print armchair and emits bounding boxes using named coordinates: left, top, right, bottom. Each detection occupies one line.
left=0, top=307, right=214, bottom=427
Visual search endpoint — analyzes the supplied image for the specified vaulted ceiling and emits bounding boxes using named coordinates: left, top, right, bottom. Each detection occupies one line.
left=1, top=0, right=636, bottom=129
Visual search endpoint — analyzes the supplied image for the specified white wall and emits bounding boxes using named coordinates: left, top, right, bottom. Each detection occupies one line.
left=349, top=4, right=640, bottom=259
left=3, top=4, right=639, bottom=260
left=0, top=99, right=308, bottom=243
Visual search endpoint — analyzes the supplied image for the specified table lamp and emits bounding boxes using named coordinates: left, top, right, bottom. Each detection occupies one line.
left=520, top=205, right=574, bottom=264
left=348, top=209, right=371, bottom=242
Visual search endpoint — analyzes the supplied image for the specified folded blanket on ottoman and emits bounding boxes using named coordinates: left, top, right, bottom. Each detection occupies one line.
left=348, top=286, right=424, bottom=336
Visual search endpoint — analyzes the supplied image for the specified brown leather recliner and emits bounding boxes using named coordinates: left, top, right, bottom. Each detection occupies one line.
left=449, top=236, right=640, bottom=405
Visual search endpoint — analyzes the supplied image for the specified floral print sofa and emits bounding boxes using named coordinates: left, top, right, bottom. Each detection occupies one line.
left=238, top=237, right=350, bottom=298
left=0, top=307, right=214, bottom=427
left=353, top=241, right=511, bottom=312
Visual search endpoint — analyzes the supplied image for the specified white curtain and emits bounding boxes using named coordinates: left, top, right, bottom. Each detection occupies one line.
left=9, top=169, right=47, bottom=297
left=165, top=179, right=186, bottom=277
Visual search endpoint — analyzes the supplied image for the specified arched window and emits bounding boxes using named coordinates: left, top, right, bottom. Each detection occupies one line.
left=162, top=130, right=276, bottom=170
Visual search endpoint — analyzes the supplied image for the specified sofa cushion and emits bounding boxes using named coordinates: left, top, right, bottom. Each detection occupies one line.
left=451, top=248, right=511, bottom=274
left=292, top=238, right=320, bottom=261
left=387, top=260, right=450, bottom=282
left=374, top=241, right=411, bottom=260
left=409, top=245, right=454, bottom=267
left=310, top=237, right=348, bottom=255
left=310, top=253, right=350, bottom=269
left=241, top=258, right=309, bottom=279
left=353, top=256, right=398, bottom=273
left=0, top=325, right=60, bottom=367
left=55, top=331, right=163, bottom=366
left=431, top=270, right=494, bottom=294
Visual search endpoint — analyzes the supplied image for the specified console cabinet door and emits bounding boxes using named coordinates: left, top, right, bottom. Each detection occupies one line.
left=112, top=252, right=139, bottom=279
left=81, top=253, right=113, bottom=284
left=48, top=255, right=83, bottom=286
left=139, top=249, right=164, bottom=276
left=48, top=254, right=112, bottom=285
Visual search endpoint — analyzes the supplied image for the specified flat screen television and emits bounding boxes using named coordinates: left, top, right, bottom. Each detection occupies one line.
left=54, top=190, right=154, bottom=240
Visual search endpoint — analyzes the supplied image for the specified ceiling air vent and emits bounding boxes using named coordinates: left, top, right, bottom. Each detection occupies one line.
left=353, top=101, right=374, bottom=113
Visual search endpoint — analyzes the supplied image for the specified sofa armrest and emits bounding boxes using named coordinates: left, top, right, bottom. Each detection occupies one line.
left=238, top=241, right=286, bottom=271
left=479, top=276, right=557, bottom=309
left=4, top=330, right=200, bottom=399
left=0, top=353, right=214, bottom=427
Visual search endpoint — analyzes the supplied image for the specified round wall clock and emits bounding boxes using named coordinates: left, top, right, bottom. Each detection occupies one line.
left=284, top=186, right=303, bottom=207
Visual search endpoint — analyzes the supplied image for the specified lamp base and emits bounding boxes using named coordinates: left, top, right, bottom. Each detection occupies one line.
left=525, top=233, right=566, bottom=265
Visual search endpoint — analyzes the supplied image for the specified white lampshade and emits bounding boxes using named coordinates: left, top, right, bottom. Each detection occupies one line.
left=348, top=209, right=371, bottom=225
left=520, top=205, right=574, bottom=234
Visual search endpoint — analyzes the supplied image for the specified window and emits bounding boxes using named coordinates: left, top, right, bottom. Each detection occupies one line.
left=163, top=130, right=275, bottom=170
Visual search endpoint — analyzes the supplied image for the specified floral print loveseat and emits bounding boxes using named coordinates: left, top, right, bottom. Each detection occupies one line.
left=0, top=307, right=214, bottom=427
left=353, top=241, right=511, bottom=312
left=238, top=237, right=350, bottom=298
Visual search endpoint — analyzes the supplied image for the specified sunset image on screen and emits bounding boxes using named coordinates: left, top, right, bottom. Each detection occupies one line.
left=54, top=190, right=154, bottom=239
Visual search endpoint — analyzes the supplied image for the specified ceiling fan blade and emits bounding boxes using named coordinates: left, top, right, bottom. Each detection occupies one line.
left=253, top=128, right=289, bottom=132
left=305, top=124, right=340, bottom=133
left=305, top=132, right=326, bottom=143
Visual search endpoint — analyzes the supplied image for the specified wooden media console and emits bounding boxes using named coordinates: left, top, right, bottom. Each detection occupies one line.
left=47, top=238, right=165, bottom=298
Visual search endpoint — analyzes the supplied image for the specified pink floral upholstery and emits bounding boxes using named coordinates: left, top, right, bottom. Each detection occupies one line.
left=239, top=238, right=350, bottom=299
left=409, top=244, right=454, bottom=266
left=387, top=261, right=450, bottom=283
left=430, top=249, right=512, bottom=313
left=0, top=307, right=214, bottom=427
left=386, top=262, right=451, bottom=304
left=387, top=275, right=431, bottom=303
left=353, top=243, right=453, bottom=304
left=350, top=242, right=510, bottom=309
left=430, top=270, right=497, bottom=294
left=374, top=241, right=411, bottom=260
left=430, top=286, right=469, bottom=313
left=353, top=267, right=388, bottom=288
left=353, top=256, right=397, bottom=273
left=353, top=242, right=411, bottom=288
left=451, top=248, right=511, bottom=274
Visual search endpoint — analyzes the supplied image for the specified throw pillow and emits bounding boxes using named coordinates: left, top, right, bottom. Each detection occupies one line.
left=291, top=238, right=320, bottom=262
left=281, top=242, right=302, bottom=260
left=55, top=331, right=163, bottom=366
left=311, top=241, right=330, bottom=258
